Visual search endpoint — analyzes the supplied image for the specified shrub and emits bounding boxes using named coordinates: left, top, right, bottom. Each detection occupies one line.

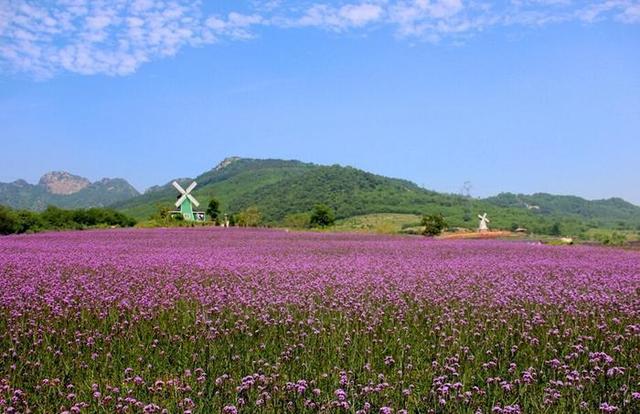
left=309, top=204, right=335, bottom=228
left=15, top=210, right=44, bottom=233
left=283, top=212, right=311, bottom=229
left=549, top=222, right=562, bottom=236
left=421, top=213, right=447, bottom=236
left=207, top=198, right=220, bottom=221
left=0, top=205, right=19, bottom=235
left=594, top=231, right=626, bottom=246
left=0, top=205, right=136, bottom=235
left=237, top=207, right=262, bottom=227
left=41, top=205, right=75, bottom=228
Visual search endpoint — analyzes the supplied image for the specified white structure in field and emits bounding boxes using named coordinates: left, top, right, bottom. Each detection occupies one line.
left=478, top=213, right=490, bottom=232
left=171, top=181, right=205, bottom=221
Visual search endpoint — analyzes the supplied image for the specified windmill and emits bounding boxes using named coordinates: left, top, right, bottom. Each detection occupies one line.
left=172, top=181, right=205, bottom=221
left=478, top=213, right=490, bottom=232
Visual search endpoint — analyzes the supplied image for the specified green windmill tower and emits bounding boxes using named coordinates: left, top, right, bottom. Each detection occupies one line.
left=172, top=180, right=205, bottom=221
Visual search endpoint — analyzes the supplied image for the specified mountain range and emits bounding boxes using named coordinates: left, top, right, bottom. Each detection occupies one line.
left=2, top=157, right=639, bottom=234
left=0, top=171, right=139, bottom=210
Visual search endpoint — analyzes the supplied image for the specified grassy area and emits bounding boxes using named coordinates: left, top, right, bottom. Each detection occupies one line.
left=135, top=219, right=216, bottom=229
left=331, top=213, right=640, bottom=246
left=333, top=213, right=422, bottom=234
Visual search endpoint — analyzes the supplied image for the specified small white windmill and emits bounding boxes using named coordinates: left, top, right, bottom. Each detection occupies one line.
left=478, top=213, right=490, bottom=232
left=172, top=181, right=204, bottom=221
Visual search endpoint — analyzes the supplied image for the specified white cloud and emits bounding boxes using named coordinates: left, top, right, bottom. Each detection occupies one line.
left=204, top=12, right=264, bottom=40
left=1, top=0, right=638, bottom=79
left=285, top=3, right=384, bottom=31
left=0, top=0, right=210, bottom=77
left=619, top=3, right=640, bottom=21
left=390, top=0, right=523, bottom=41
left=577, top=0, right=640, bottom=23
left=338, top=3, right=385, bottom=27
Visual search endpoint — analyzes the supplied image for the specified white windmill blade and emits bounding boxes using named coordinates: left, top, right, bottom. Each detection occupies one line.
left=187, top=193, right=200, bottom=207
left=172, top=181, right=186, bottom=194
left=185, top=181, right=197, bottom=194
left=175, top=194, right=187, bottom=207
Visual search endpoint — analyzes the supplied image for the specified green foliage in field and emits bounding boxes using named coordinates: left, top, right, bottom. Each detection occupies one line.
left=283, top=212, right=312, bottom=229
left=590, top=230, right=628, bottom=246
left=1, top=299, right=638, bottom=413
left=236, top=206, right=262, bottom=227
left=139, top=205, right=218, bottom=229
left=549, top=222, right=562, bottom=237
left=421, top=213, right=447, bottom=236
left=333, top=214, right=421, bottom=234
left=309, top=204, right=336, bottom=228
left=0, top=204, right=136, bottom=235
left=0, top=205, right=18, bottom=235
left=207, top=198, right=221, bottom=223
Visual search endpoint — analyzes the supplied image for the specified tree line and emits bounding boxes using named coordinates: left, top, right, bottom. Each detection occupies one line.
left=206, top=199, right=336, bottom=229
left=0, top=205, right=136, bottom=235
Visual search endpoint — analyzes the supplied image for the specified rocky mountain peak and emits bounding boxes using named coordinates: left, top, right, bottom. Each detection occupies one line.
left=38, top=171, right=90, bottom=195
left=214, top=156, right=241, bottom=171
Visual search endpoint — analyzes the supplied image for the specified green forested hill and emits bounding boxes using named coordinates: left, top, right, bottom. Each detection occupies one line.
left=112, top=157, right=640, bottom=235
left=110, top=158, right=315, bottom=219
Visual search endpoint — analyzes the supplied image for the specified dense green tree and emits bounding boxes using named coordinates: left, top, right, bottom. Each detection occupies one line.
left=154, top=206, right=172, bottom=220
left=549, top=222, right=562, bottom=236
left=0, top=205, right=136, bottom=235
left=69, top=208, right=135, bottom=227
left=0, top=205, right=19, bottom=235
left=593, top=231, right=626, bottom=246
left=41, top=206, right=76, bottom=228
left=237, top=206, right=262, bottom=227
left=309, top=204, right=335, bottom=228
left=422, top=213, right=447, bottom=236
left=284, top=212, right=311, bottom=229
left=15, top=210, right=43, bottom=233
left=206, top=198, right=221, bottom=221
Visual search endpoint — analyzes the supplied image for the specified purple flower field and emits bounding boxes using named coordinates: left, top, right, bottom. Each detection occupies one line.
left=1, top=228, right=639, bottom=413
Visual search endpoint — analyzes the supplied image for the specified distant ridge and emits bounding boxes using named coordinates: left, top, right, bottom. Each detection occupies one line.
left=2, top=158, right=639, bottom=233
left=486, top=193, right=640, bottom=226
left=0, top=172, right=140, bottom=210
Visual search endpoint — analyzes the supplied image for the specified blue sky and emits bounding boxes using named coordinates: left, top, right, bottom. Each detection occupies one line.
left=1, top=0, right=639, bottom=204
